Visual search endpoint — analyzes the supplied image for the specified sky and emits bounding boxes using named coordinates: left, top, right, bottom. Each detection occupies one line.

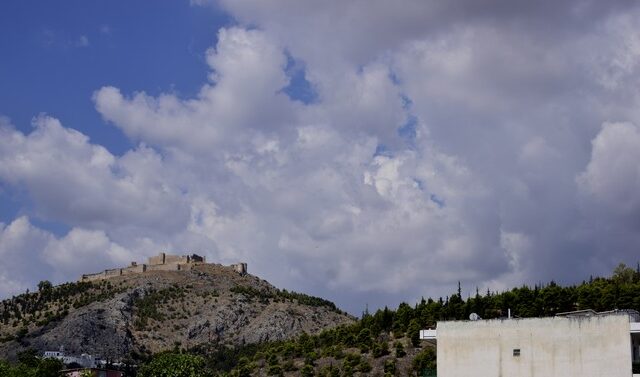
left=1, top=0, right=640, bottom=314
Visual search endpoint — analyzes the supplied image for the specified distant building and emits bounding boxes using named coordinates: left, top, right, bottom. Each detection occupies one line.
left=62, top=368, right=122, bottom=377
left=43, top=348, right=101, bottom=369
left=80, top=252, right=202, bottom=281
left=420, top=310, right=640, bottom=377
left=79, top=252, right=247, bottom=282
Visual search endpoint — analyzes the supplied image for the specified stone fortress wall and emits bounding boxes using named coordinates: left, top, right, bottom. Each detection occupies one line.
left=80, top=252, right=247, bottom=282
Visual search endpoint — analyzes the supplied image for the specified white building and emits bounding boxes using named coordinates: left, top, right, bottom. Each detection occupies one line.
left=42, top=348, right=102, bottom=368
left=421, top=310, right=640, bottom=377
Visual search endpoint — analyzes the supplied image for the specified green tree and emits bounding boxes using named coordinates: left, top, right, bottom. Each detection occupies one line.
left=0, top=360, right=10, bottom=376
left=356, top=328, right=371, bottom=346
left=301, top=364, right=315, bottom=377
left=372, top=341, right=389, bottom=358
left=304, top=351, right=318, bottom=366
left=383, top=358, right=396, bottom=375
left=407, top=319, right=421, bottom=347
left=412, top=348, right=436, bottom=376
left=613, top=263, right=636, bottom=284
left=36, top=358, right=64, bottom=377
left=17, top=349, right=39, bottom=367
left=267, top=364, right=283, bottom=376
left=138, top=352, right=209, bottom=377
left=231, top=357, right=253, bottom=377
left=357, top=359, right=372, bottom=373
left=394, top=341, right=406, bottom=358
left=37, top=280, right=53, bottom=293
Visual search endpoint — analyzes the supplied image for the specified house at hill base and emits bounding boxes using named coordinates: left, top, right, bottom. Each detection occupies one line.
left=62, top=368, right=122, bottom=377
left=420, top=309, right=640, bottom=377
left=42, top=349, right=102, bottom=368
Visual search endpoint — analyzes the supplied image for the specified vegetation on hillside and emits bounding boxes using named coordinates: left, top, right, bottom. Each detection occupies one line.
left=0, top=279, right=125, bottom=343
left=229, top=286, right=341, bottom=312
left=138, top=352, right=208, bottom=377
left=133, top=286, right=189, bottom=330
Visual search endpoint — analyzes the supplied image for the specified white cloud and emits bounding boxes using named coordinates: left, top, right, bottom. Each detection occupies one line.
left=3, top=1, right=640, bottom=312
left=94, top=27, right=297, bottom=152
left=43, top=228, right=132, bottom=280
left=578, top=122, right=640, bottom=218
left=0, top=216, right=137, bottom=297
left=0, top=217, right=53, bottom=297
left=0, top=115, right=191, bottom=234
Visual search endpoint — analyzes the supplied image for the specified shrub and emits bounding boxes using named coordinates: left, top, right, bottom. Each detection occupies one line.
left=372, top=341, right=389, bottom=358
left=412, top=347, right=436, bottom=375
left=267, top=364, right=283, bottom=376
left=357, top=359, right=372, bottom=373
left=383, top=358, right=397, bottom=375
left=138, top=352, right=209, bottom=377
left=301, top=364, right=315, bottom=377
left=394, top=341, right=406, bottom=358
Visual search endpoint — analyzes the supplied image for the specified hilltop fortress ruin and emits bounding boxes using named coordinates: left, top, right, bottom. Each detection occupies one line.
left=80, top=252, right=248, bottom=282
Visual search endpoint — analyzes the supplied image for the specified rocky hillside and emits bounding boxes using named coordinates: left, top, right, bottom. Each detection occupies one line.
left=0, top=264, right=354, bottom=361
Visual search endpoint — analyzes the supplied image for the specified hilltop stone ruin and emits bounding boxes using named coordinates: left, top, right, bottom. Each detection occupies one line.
left=80, top=252, right=247, bottom=282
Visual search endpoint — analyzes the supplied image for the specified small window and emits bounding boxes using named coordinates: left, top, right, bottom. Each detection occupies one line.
left=513, top=349, right=521, bottom=357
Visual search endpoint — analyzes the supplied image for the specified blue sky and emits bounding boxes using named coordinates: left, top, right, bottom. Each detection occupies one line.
left=0, top=0, right=229, bottom=229
left=0, top=1, right=229, bottom=154
left=1, top=0, right=640, bottom=314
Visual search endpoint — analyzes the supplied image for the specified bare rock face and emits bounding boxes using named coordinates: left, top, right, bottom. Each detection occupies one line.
left=27, top=291, right=135, bottom=360
left=0, top=264, right=354, bottom=361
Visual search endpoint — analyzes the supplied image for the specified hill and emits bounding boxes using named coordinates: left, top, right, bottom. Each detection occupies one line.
left=2, top=262, right=639, bottom=376
left=0, top=263, right=354, bottom=362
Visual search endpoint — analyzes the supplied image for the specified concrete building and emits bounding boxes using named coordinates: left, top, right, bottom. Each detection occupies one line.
left=62, top=368, right=122, bottom=377
left=420, top=310, right=640, bottom=377
left=43, top=349, right=102, bottom=369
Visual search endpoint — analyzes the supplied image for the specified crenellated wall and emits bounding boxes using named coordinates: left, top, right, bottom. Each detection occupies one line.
left=79, top=253, right=244, bottom=282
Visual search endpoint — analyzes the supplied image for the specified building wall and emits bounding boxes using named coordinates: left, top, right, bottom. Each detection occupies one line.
left=437, top=315, right=633, bottom=377
left=164, top=254, right=187, bottom=264
left=148, top=253, right=166, bottom=265
left=231, top=263, right=247, bottom=274
left=121, top=264, right=146, bottom=275
left=148, top=252, right=199, bottom=265
left=104, top=268, right=122, bottom=277
left=81, top=272, right=106, bottom=282
left=146, top=263, right=181, bottom=272
left=79, top=253, right=238, bottom=282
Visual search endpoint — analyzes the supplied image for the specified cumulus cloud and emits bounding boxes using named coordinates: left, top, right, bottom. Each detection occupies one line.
left=0, top=216, right=136, bottom=297
left=94, top=27, right=297, bottom=152
left=43, top=228, right=132, bottom=281
left=578, top=122, right=640, bottom=220
left=2, top=1, right=640, bottom=312
left=0, top=217, right=53, bottom=297
left=0, top=115, right=190, bottom=234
